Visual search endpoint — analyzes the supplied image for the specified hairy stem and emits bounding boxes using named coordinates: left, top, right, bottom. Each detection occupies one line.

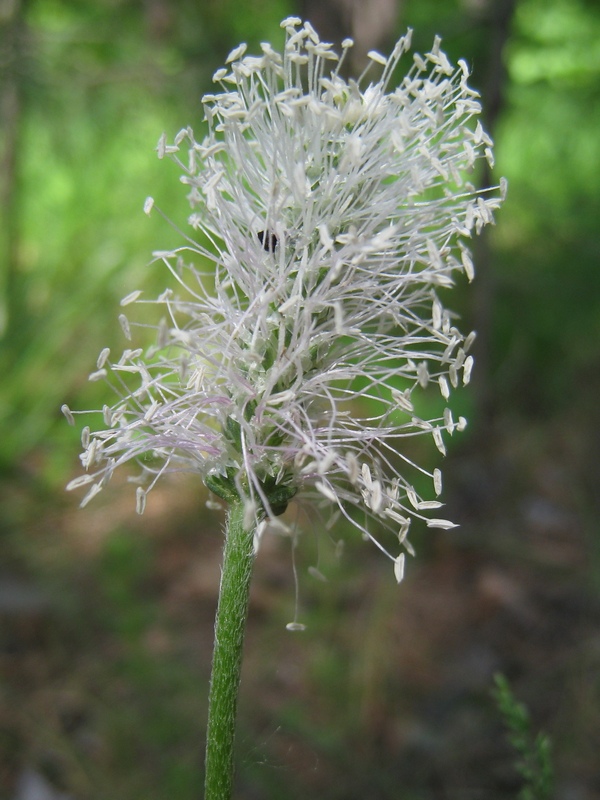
left=204, top=500, right=255, bottom=800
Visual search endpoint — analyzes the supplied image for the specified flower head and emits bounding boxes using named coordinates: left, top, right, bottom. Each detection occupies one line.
left=64, top=19, right=504, bottom=578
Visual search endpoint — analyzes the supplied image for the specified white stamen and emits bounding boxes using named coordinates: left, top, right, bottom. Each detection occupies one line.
left=118, top=314, right=131, bottom=341
left=308, top=566, right=328, bottom=582
left=136, top=487, right=147, bottom=515
left=394, top=553, right=405, bottom=583
left=368, top=50, right=387, bottom=66
left=96, top=348, right=110, bottom=369
left=286, top=622, right=306, bottom=631
left=315, top=482, right=337, bottom=503
left=433, top=468, right=442, bottom=496
left=66, top=474, right=94, bottom=491
left=427, top=518, right=458, bottom=530
left=88, top=369, right=107, bottom=382
left=226, top=43, right=247, bottom=63
left=121, top=291, right=142, bottom=306
left=438, top=376, right=450, bottom=401
left=463, top=355, right=474, bottom=385
left=433, top=428, right=446, bottom=455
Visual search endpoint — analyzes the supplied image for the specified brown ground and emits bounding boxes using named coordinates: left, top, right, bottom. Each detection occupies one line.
left=1, top=411, right=599, bottom=800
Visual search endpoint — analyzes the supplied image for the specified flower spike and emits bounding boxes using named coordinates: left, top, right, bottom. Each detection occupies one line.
left=67, top=22, right=503, bottom=580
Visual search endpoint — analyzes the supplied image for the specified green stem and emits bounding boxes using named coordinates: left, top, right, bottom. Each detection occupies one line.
left=205, top=499, right=256, bottom=800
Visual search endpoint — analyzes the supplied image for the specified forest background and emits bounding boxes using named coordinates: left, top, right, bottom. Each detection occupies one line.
left=1, top=0, right=599, bottom=798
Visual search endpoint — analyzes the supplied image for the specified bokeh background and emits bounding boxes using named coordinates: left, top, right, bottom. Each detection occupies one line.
left=1, top=0, right=599, bottom=798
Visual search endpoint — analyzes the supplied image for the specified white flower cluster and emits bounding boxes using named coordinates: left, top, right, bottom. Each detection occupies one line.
left=64, top=18, right=504, bottom=580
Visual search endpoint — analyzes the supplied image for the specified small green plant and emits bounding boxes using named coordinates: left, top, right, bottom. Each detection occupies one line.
left=492, top=673, right=554, bottom=800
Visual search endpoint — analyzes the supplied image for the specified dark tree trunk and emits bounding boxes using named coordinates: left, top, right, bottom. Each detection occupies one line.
left=300, top=0, right=400, bottom=73
left=470, top=0, right=518, bottom=434
left=0, top=0, right=28, bottom=344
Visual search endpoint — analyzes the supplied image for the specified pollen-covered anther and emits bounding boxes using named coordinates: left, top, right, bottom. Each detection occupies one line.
left=433, top=428, right=447, bottom=455
left=394, top=553, right=405, bottom=583
left=66, top=474, right=94, bottom=491
left=121, top=290, right=142, bottom=306
left=406, top=485, right=443, bottom=512
left=345, top=452, right=359, bottom=484
left=226, top=43, right=248, bottom=64
left=367, top=480, right=383, bottom=513
left=96, top=348, right=110, bottom=369
left=426, top=518, right=459, bottom=530
left=308, top=566, right=328, bottom=582
left=384, top=507, right=410, bottom=525
left=136, top=487, right=147, bottom=515
left=118, top=314, right=131, bottom=341
left=80, top=482, right=102, bottom=508
left=316, top=451, right=338, bottom=475
left=280, top=16, right=302, bottom=29
left=61, top=404, right=75, bottom=426
left=438, top=376, right=450, bottom=401
left=315, top=481, right=338, bottom=503
left=443, top=408, right=454, bottom=434
left=462, top=355, right=474, bottom=385
left=391, top=388, right=414, bottom=413
left=286, top=622, right=307, bottom=632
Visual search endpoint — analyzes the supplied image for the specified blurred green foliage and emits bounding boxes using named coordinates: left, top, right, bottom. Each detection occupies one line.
left=493, top=674, right=554, bottom=800
left=1, top=0, right=599, bottom=479
left=495, top=0, right=600, bottom=413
